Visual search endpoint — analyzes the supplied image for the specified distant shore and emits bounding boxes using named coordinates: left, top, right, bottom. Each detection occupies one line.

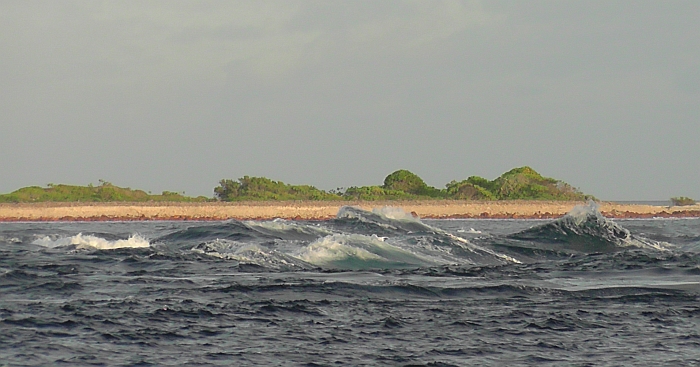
left=1, top=201, right=699, bottom=222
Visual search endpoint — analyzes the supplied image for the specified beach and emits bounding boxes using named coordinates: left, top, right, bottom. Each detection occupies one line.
left=1, top=201, right=699, bottom=221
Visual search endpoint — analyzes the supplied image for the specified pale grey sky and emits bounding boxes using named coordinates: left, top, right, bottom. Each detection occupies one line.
left=1, top=1, right=698, bottom=200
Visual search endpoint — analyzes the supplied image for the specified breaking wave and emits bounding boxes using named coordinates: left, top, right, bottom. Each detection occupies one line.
left=504, top=202, right=669, bottom=254
left=32, top=233, right=150, bottom=250
left=297, top=234, right=436, bottom=270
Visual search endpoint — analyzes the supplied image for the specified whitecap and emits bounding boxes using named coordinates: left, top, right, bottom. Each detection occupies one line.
left=372, top=206, right=420, bottom=221
left=457, top=228, right=482, bottom=234
left=297, top=234, right=435, bottom=269
left=32, top=233, right=150, bottom=250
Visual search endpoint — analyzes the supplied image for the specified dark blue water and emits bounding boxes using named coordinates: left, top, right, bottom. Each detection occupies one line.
left=2, top=204, right=700, bottom=366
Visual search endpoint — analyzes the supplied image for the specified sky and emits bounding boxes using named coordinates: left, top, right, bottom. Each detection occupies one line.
left=1, top=1, right=698, bottom=200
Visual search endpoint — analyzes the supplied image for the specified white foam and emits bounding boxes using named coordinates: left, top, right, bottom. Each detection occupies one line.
left=567, top=201, right=601, bottom=226
left=372, top=234, right=389, bottom=242
left=32, top=233, right=150, bottom=250
left=372, top=206, right=419, bottom=221
left=296, top=234, right=427, bottom=266
left=297, top=235, right=387, bottom=265
left=0, top=236, right=22, bottom=244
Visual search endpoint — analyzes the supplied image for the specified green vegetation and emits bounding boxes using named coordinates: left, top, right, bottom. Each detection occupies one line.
left=383, top=170, right=428, bottom=195
left=671, top=196, right=696, bottom=206
left=342, top=185, right=415, bottom=201
left=213, top=176, right=341, bottom=201
left=214, top=167, right=592, bottom=202
left=445, top=179, right=496, bottom=200
left=0, top=167, right=592, bottom=203
left=490, top=166, right=588, bottom=200
left=0, top=181, right=209, bottom=203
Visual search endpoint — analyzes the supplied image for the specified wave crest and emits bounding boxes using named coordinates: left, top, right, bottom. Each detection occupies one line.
left=32, top=233, right=150, bottom=250
left=507, top=202, right=669, bottom=253
left=297, top=234, right=435, bottom=270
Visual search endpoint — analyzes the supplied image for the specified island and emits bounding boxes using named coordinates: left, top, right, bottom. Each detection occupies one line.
left=1, top=167, right=698, bottom=221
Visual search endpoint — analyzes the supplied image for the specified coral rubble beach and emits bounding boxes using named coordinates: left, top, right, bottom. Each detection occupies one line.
left=0, top=201, right=699, bottom=222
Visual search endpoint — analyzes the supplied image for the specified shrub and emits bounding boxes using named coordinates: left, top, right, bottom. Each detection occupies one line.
left=445, top=180, right=495, bottom=200
left=444, top=167, right=590, bottom=201
left=491, top=166, right=588, bottom=200
left=213, top=176, right=342, bottom=201
left=671, top=197, right=696, bottom=206
left=0, top=182, right=205, bottom=202
left=343, top=186, right=415, bottom=200
left=382, top=170, right=428, bottom=195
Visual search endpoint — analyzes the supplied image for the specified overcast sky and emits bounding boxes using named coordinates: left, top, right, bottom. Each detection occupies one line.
left=1, top=1, right=698, bottom=200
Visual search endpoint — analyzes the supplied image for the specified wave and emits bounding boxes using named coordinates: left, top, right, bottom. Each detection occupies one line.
left=32, top=233, right=150, bottom=250
left=155, top=220, right=335, bottom=249
left=191, top=239, right=315, bottom=271
left=146, top=208, right=436, bottom=269
left=333, top=206, right=436, bottom=235
left=154, top=221, right=276, bottom=246
left=336, top=206, right=521, bottom=265
left=174, top=207, right=520, bottom=270
left=504, top=202, right=669, bottom=253
left=243, top=219, right=335, bottom=241
left=297, top=234, right=437, bottom=270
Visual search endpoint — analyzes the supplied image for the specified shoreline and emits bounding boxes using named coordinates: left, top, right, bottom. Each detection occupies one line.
left=0, top=201, right=699, bottom=222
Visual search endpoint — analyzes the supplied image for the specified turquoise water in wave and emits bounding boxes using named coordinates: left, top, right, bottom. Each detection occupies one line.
left=2, top=205, right=700, bottom=365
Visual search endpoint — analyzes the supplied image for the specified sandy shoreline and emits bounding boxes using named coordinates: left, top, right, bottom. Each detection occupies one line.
left=1, top=201, right=699, bottom=221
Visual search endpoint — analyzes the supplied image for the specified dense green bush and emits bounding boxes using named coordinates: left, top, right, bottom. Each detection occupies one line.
left=214, top=176, right=342, bottom=201
left=465, top=176, right=497, bottom=193
left=442, top=167, right=591, bottom=201
left=0, top=182, right=208, bottom=203
left=383, top=170, right=429, bottom=195
left=671, top=196, right=696, bottom=206
left=445, top=180, right=496, bottom=200
left=342, top=186, right=416, bottom=200
left=490, top=166, right=589, bottom=200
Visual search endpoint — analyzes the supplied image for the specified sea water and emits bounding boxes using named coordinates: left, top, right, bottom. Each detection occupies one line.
left=2, top=204, right=700, bottom=366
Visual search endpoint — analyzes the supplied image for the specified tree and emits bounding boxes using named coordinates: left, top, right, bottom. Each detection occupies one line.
left=445, top=180, right=495, bottom=200
left=671, top=197, right=696, bottom=206
left=214, top=179, right=240, bottom=201
left=382, top=170, right=428, bottom=195
left=214, top=176, right=341, bottom=201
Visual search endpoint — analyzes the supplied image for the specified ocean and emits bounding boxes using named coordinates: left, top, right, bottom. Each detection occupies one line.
left=2, top=204, right=700, bottom=366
